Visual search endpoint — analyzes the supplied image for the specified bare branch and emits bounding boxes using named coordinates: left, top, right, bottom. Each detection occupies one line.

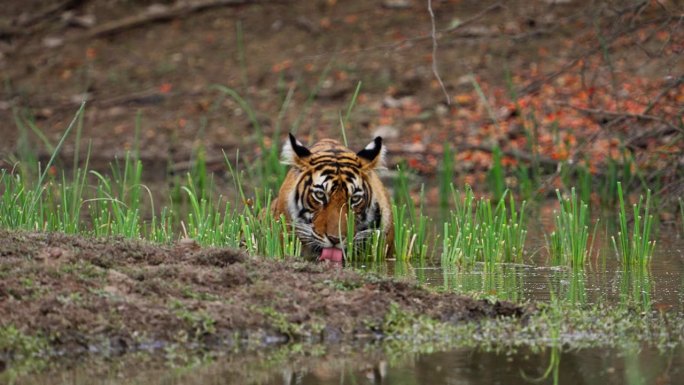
left=85, top=0, right=255, bottom=39
left=427, top=0, right=450, bottom=105
left=556, top=101, right=684, bottom=134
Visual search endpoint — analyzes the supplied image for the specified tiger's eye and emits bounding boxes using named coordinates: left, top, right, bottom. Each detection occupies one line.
left=313, top=190, right=326, bottom=202
left=350, top=195, right=363, bottom=206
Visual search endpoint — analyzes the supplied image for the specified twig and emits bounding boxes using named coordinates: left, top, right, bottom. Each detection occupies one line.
left=0, top=0, right=85, bottom=38
left=442, top=2, right=503, bottom=35
left=520, top=48, right=600, bottom=96
left=533, top=129, right=602, bottom=199
left=300, top=2, right=502, bottom=61
left=519, top=16, right=672, bottom=96
left=168, top=142, right=560, bottom=176
left=427, top=0, right=450, bottom=105
left=85, top=0, right=254, bottom=39
left=641, top=76, right=683, bottom=116
left=18, top=0, right=85, bottom=28
left=556, top=101, right=684, bottom=134
left=384, top=143, right=558, bottom=169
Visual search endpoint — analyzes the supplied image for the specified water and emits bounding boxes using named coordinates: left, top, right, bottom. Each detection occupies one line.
left=21, top=345, right=684, bottom=385
left=425, top=231, right=684, bottom=310
left=9, top=207, right=684, bottom=384
left=209, top=346, right=683, bottom=385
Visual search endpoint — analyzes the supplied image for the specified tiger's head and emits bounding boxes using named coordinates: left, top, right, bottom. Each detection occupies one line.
left=274, top=133, right=393, bottom=262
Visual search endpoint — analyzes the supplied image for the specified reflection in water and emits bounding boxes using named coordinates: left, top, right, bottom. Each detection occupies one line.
left=619, top=268, right=652, bottom=311
left=442, top=264, right=525, bottom=302
left=420, top=232, right=683, bottom=309
left=543, top=269, right=588, bottom=305
left=264, top=347, right=682, bottom=385
left=21, top=346, right=682, bottom=385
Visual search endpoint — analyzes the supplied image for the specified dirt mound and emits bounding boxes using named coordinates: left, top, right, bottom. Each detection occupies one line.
left=0, top=229, right=526, bottom=357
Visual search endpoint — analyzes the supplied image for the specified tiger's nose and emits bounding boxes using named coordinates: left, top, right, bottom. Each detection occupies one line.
left=328, top=235, right=341, bottom=245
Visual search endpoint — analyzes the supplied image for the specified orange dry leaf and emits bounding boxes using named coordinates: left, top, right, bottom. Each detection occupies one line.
left=334, top=70, right=348, bottom=81
left=343, top=15, right=358, bottom=24
left=454, top=93, right=473, bottom=105
left=624, top=100, right=643, bottom=114
left=459, top=151, right=473, bottom=162
left=85, top=47, right=97, bottom=60
left=320, top=17, right=331, bottom=28
left=550, top=147, right=569, bottom=161
left=392, top=30, right=406, bottom=41
left=378, top=116, right=393, bottom=126
left=159, top=83, right=173, bottom=94
left=588, top=163, right=598, bottom=175
left=271, top=59, right=293, bottom=73
left=656, top=30, right=670, bottom=41
left=501, top=157, right=517, bottom=167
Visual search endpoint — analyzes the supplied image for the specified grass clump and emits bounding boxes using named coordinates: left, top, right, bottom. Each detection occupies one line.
left=612, top=182, right=656, bottom=269
left=441, top=186, right=527, bottom=268
left=389, top=163, right=430, bottom=262
left=547, top=188, right=597, bottom=269
left=341, top=203, right=390, bottom=264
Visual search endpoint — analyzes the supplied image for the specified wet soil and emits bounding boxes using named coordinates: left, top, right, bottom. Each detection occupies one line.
left=0, top=229, right=525, bottom=358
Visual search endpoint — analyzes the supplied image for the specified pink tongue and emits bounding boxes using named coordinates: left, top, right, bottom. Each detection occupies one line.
left=319, top=247, right=344, bottom=262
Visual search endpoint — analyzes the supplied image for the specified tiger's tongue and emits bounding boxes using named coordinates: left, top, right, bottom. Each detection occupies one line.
left=319, top=247, right=344, bottom=262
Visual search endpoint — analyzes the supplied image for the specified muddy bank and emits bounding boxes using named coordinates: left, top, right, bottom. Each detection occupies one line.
left=0, top=230, right=525, bottom=360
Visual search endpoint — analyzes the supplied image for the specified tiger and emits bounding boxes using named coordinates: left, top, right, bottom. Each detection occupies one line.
left=271, top=133, right=394, bottom=262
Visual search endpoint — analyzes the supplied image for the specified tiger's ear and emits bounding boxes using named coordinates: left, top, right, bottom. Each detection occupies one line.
left=281, top=133, right=312, bottom=167
left=357, top=137, right=386, bottom=170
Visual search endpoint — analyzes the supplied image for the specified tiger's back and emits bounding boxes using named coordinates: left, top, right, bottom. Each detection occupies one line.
left=272, top=134, right=393, bottom=261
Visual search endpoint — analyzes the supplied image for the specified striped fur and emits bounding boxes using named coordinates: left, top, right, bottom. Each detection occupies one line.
left=272, top=134, right=394, bottom=258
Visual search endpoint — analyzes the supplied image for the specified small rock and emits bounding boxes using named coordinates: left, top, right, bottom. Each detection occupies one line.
left=42, top=37, right=64, bottom=48
left=146, top=4, right=169, bottom=15
left=70, top=93, right=90, bottom=104
left=435, top=104, right=448, bottom=117
left=271, top=19, right=283, bottom=31
left=62, top=11, right=96, bottom=28
left=177, top=237, right=200, bottom=253
left=35, top=108, right=54, bottom=119
left=382, top=96, right=401, bottom=109
left=381, top=0, right=412, bottom=9
left=372, top=125, right=399, bottom=139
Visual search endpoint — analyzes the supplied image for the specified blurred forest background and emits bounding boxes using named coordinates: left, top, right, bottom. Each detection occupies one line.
left=0, top=0, right=682, bottom=205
